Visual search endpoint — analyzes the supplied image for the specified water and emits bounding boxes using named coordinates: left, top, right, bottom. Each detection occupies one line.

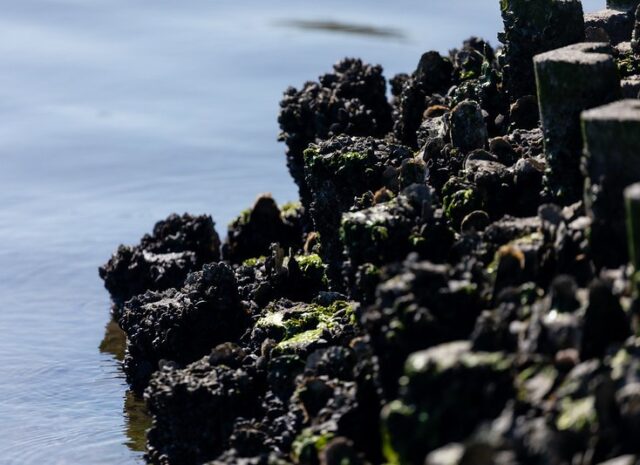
left=0, top=0, right=604, bottom=463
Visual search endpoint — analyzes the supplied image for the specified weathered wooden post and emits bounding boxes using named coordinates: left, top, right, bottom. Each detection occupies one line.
left=582, top=100, right=640, bottom=267
left=607, top=0, right=640, bottom=11
left=534, top=42, right=621, bottom=204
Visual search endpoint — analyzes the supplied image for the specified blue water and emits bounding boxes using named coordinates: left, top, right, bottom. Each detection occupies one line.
left=0, top=1, right=603, bottom=463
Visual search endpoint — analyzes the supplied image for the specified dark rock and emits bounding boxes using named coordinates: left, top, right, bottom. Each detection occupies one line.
left=224, top=195, right=303, bottom=263
left=361, top=257, right=486, bottom=396
left=580, top=279, right=630, bottom=360
left=534, top=42, right=621, bottom=204
left=145, top=344, right=263, bottom=465
left=119, top=263, right=247, bottom=392
left=381, top=341, right=514, bottom=465
left=99, top=213, right=221, bottom=308
left=633, top=5, right=640, bottom=52
left=303, top=136, right=413, bottom=286
left=278, top=59, right=393, bottom=207
left=509, top=95, right=539, bottom=130
left=449, top=100, right=488, bottom=153
left=393, top=51, right=454, bottom=146
left=583, top=100, right=640, bottom=267
left=499, top=0, right=585, bottom=101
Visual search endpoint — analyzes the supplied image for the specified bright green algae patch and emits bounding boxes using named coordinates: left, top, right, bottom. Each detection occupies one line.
left=556, top=396, right=597, bottom=433
left=242, top=256, right=266, bottom=267
left=291, top=428, right=335, bottom=463
left=295, top=253, right=328, bottom=286
left=303, top=146, right=370, bottom=171
left=255, top=300, right=355, bottom=354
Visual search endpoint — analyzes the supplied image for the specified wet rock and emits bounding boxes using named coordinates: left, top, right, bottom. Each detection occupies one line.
left=224, top=195, right=303, bottom=263
left=582, top=100, right=640, bottom=267
left=471, top=283, right=539, bottom=353
left=461, top=210, right=490, bottom=233
left=393, top=51, right=454, bottom=146
left=99, top=213, right=221, bottom=308
left=581, top=279, right=630, bottom=360
left=119, top=263, right=247, bottom=392
left=381, top=341, right=514, bottom=465
left=499, top=0, right=585, bottom=101
left=361, top=258, right=486, bottom=396
left=102, top=6, right=640, bottom=464
left=608, top=0, right=640, bottom=12
left=449, top=100, right=488, bottom=153
left=625, top=183, right=640, bottom=274
left=303, top=136, right=413, bottom=286
left=235, top=246, right=329, bottom=306
left=534, top=42, right=621, bottom=204
left=340, top=185, right=434, bottom=271
left=508, top=95, right=539, bottom=130
left=250, top=299, right=357, bottom=357
left=616, top=41, right=640, bottom=81
left=145, top=344, right=263, bottom=465
left=319, top=437, right=364, bottom=465
left=290, top=375, right=381, bottom=465
left=596, top=456, right=639, bottom=465
left=278, top=59, right=393, bottom=207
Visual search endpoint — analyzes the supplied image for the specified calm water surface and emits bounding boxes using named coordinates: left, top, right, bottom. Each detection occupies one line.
left=0, top=1, right=602, bottom=463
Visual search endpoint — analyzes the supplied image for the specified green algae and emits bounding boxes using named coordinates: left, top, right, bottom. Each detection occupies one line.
left=291, top=428, right=335, bottom=463
left=443, top=188, right=482, bottom=227
left=556, top=396, right=596, bottom=433
left=242, top=256, right=266, bottom=267
left=257, top=300, right=355, bottom=354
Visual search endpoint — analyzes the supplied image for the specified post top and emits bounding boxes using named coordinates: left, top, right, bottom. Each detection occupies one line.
left=534, top=42, right=613, bottom=65
left=624, top=182, right=640, bottom=201
left=582, top=99, right=640, bottom=122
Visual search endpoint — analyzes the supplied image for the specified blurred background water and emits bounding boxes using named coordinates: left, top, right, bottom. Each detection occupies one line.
left=0, top=0, right=603, bottom=463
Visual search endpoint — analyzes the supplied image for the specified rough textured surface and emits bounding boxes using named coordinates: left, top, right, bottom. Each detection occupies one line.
left=622, top=75, right=640, bottom=98
left=223, top=194, right=303, bottom=264
left=534, top=42, right=621, bottom=203
left=119, top=263, right=247, bottom=392
left=583, top=99, right=640, bottom=267
left=303, top=136, right=414, bottom=287
left=99, top=213, right=221, bottom=310
left=449, top=100, right=488, bottom=153
left=608, top=0, right=640, bottom=12
left=633, top=5, right=640, bottom=52
left=145, top=344, right=263, bottom=465
left=585, top=9, right=634, bottom=45
left=381, top=341, right=514, bottom=465
left=278, top=59, right=393, bottom=209
left=499, top=0, right=585, bottom=101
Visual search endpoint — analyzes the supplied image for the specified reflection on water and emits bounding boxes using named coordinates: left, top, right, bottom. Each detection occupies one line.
left=124, top=391, right=152, bottom=453
left=99, top=319, right=127, bottom=362
left=275, top=19, right=405, bottom=39
left=100, top=318, right=152, bottom=454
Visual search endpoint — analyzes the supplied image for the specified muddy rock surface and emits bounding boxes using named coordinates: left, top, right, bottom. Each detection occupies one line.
left=100, top=3, right=640, bottom=464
